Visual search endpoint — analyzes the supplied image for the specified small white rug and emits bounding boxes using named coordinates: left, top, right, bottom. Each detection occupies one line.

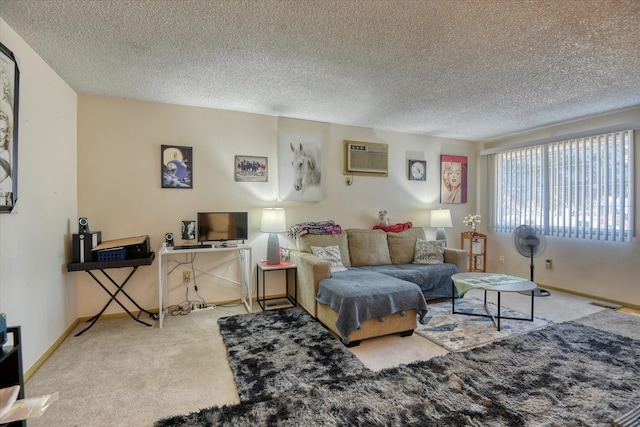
left=416, top=297, right=551, bottom=352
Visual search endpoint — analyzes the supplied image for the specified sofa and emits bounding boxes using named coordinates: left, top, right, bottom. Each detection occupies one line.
left=291, top=227, right=468, bottom=345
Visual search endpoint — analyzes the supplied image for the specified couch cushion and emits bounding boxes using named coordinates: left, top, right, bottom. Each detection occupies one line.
left=387, top=227, right=427, bottom=264
left=346, top=229, right=391, bottom=267
left=296, top=232, right=351, bottom=268
left=414, top=239, right=445, bottom=264
left=310, top=245, right=348, bottom=273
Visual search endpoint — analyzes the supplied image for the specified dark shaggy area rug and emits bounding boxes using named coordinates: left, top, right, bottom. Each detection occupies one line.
left=156, top=307, right=640, bottom=426
left=214, top=306, right=369, bottom=403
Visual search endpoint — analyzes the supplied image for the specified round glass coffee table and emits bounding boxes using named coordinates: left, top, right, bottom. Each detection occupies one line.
left=451, top=272, right=537, bottom=331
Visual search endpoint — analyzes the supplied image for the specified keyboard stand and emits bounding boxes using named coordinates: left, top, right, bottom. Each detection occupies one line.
left=67, top=253, right=156, bottom=336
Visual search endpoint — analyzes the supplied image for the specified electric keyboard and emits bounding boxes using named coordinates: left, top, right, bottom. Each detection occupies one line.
left=171, top=244, right=212, bottom=250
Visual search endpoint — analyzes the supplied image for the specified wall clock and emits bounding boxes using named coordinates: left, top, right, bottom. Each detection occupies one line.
left=408, top=160, right=426, bottom=181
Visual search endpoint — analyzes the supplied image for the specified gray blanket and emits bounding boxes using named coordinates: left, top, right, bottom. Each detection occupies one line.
left=316, top=269, right=428, bottom=344
left=360, top=263, right=459, bottom=299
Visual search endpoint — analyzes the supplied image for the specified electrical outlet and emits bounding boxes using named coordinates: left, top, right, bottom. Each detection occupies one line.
left=499, top=256, right=505, bottom=264
left=545, top=259, right=552, bottom=269
left=182, top=271, right=191, bottom=282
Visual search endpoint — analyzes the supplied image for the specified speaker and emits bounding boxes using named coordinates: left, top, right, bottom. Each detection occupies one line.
left=79, top=217, right=90, bottom=233
left=165, top=232, right=174, bottom=247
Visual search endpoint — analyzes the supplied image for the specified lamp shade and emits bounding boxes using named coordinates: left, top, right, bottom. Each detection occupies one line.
left=430, top=209, right=452, bottom=228
left=260, top=208, right=287, bottom=233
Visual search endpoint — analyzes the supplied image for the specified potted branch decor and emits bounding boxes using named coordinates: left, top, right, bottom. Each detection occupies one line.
left=463, top=214, right=481, bottom=235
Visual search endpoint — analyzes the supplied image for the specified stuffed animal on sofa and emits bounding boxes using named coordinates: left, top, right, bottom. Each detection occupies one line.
left=378, top=210, right=390, bottom=226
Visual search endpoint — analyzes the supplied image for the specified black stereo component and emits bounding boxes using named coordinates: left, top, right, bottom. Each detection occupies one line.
left=72, top=231, right=102, bottom=263
left=125, top=236, right=151, bottom=259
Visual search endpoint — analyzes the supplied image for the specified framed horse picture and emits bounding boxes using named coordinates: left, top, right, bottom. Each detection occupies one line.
left=0, top=42, right=20, bottom=212
left=277, top=131, right=323, bottom=202
left=235, top=155, right=268, bottom=182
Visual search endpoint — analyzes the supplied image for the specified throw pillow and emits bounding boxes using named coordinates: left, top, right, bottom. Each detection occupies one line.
left=310, top=245, right=348, bottom=273
left=413, top=239, right=445, bottom=265
left=297, top=233, right=351, bottom=267
left=387, top=227, right=427, bottom=264
left=346, top=229, right=392, bottom=267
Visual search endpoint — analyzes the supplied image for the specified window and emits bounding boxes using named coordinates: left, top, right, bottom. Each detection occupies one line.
left=489, top=130, right=634, bottom=242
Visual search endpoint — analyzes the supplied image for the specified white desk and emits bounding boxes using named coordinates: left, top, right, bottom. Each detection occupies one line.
left=158, top=244, right=252, bottom=327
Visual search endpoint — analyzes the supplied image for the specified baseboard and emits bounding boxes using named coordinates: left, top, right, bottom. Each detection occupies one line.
left=24, top=318, right=80, bottom=381
left=537, top=283, right=640, bottom=311
left=77, top=312, right=136, bottom=322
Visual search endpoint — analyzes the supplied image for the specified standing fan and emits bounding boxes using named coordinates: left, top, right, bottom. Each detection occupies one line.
left=512, top=225, right=551, bottom=297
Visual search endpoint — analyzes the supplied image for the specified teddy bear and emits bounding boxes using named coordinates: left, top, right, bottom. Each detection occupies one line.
left=378, top=210, right=390, bottom=227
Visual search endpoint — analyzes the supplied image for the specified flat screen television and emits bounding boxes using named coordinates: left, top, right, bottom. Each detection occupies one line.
left=197, top=212, right=248, bottom=243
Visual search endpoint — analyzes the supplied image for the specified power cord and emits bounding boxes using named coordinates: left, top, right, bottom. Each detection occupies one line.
left=170, top=282, right=193, bottom=316
left=166, top=251, right=247, bottom=312
left=169, top=301, right=192, bottom=316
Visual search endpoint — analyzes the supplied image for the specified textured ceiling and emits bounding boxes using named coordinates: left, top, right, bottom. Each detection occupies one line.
left=1, top=0, right=640, bottom=141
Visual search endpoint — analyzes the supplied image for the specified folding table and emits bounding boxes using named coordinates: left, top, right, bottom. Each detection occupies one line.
left=67, top=253, right=156, bottom=336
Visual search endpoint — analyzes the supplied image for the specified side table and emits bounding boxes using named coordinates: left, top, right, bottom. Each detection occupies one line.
left=461, top=232, right=487, bottom=272
left=256, top=262, right=297, bottom=311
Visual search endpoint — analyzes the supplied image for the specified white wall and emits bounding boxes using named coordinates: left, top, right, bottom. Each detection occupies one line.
left=0, top=19, right=78, bottom=371
left=77, top=96, right=477, bottom=317
left=479, top=108, right=640, bottom=307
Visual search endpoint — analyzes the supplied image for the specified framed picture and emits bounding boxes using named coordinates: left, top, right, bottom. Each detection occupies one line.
left=235, top=155, right=268, bottom=182
left=440, top=154, right=468, bottom=204
left=278, top=131, right=322, bottom=202
left=0, top=42, right=20, bottom=212
left=408, top=160, right=426, bottom=181
left=161, top=145, right=192, bottom=189
left=181, top=220, right=196, bottom=240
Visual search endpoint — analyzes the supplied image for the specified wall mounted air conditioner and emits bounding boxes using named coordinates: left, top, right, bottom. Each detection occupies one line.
left=343, top=140, right=389, bottom=176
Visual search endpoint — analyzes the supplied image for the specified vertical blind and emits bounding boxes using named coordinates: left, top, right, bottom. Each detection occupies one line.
left=489, top=130, right=634, bottom=242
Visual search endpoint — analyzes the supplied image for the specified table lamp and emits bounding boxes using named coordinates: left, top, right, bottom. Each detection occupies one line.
left=430, top=208, right=452, bottom=245
left=261, top=208, right=287, bottom=265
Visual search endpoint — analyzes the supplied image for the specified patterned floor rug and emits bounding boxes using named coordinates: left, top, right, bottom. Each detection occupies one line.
left=155, top=307, right=640, bottom=426
left=416, top=297, right=551, bottom=351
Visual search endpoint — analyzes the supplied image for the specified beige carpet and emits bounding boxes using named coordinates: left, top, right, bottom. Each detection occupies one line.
left=25, top=290, right=622, bottom=426
left=26, top=306, right=244, bottom=427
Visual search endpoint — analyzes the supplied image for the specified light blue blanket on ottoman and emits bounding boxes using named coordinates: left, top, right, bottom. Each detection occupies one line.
left=316, top=269, right=428, bottom=344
